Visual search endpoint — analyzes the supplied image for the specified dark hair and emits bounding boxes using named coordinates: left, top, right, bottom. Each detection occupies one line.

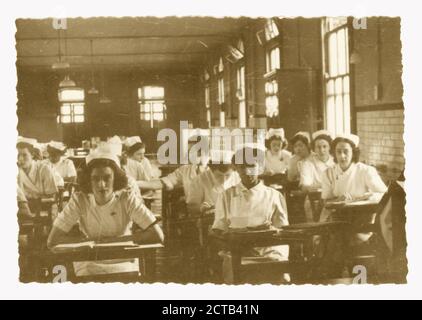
left=127, top=142, right=146, bottom=156
left=311, top=134, right=333, bottom=151
left=16, top=142, right=37, bottom=158
left=290, top=135, right=310, bottom=152
left=208, top=163, right=233, bottom=173
left=47, top=145, right=66, bottom=157
left=232, top=147, right=265, bottom=167
left=78, top=158, right=128, bottom=193
left=265, top=135, right=288, bottom=150
left=332, top=137, right=360, bottom=163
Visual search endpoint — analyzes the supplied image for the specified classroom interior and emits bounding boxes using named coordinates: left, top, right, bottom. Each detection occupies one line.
left=15, top=16, right=406, bottom=284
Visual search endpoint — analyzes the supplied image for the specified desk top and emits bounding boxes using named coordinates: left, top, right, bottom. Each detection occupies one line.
left=41, top=241, right=163, bottom=263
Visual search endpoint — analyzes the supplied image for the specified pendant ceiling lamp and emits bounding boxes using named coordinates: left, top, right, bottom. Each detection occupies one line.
left=88, top=39, right=99, bottom=94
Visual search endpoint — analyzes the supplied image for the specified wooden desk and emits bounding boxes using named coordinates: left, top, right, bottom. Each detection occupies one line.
left=33, top=242, right=163, bottom=283
left=209, top=222, right=349, bottom=284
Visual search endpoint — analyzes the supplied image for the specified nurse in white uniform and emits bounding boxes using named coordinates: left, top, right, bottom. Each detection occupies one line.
left=264, top=128, right=292, bottom=176
left=299, top=130, right=335, bottom=193
left=186, top=150, right=240, bottom=215
left=320, top=133, right=387, bottom=223
left=125, top=136, right=158, bottom=180
left=17, top=137, right=58, bottom=200
left=45, top=141, right=77, bottom=184
left=287, top=131, right=312, bottom=183
left=212, top=144, right=290, bottom=284
left=47, top=147, right=164, bottom=278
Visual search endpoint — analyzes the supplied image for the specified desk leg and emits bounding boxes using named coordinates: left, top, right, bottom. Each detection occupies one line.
left=231, top=251, right=242, bottom=285
left=141, top=250, right=157, bottom=283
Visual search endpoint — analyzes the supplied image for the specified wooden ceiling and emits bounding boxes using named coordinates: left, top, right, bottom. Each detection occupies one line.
left=16, top=17, right=250, bottom=72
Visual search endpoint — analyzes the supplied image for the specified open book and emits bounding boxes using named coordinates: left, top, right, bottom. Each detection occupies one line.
left=52, top=240, right=137, bottom=252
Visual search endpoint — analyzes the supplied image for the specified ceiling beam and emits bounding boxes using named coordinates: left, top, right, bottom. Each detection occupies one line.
left=16, top=33, right=237, bottom=41
left=17, top=51, right=206, bottom=59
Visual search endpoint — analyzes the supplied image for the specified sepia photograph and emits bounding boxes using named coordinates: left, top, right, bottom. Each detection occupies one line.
left=13, top=14, right=408, bottom=286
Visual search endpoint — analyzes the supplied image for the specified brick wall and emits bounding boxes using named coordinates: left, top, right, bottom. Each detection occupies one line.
left=356, top=108, right=405, bottom=181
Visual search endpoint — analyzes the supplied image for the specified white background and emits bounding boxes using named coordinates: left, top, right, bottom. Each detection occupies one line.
left=1, top=0, right=420, bottom=299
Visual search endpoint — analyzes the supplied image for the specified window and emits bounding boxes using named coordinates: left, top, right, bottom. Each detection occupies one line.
left=205, top=85, right=211, bottom=127
left=265, top=79, right=279, bottom=118
left=217, top=57, right=225, bottom=127
left=138, top=86, right=166, bottom=128
left=265, top=18, right=280, bottom=41
left=323, top=17, right=351, bottom=135
left=57, top=88, right=85, bottom=123
left=236, top=65, right=247, bottom=128
left=266, top=47, right=280, bottom=73
left=263, top=19, right=281, bottom=121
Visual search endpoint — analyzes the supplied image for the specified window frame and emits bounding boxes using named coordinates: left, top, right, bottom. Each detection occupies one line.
left=322, top=17, right=351, bottom=135
left=138, top=86, right=167, bottom=129
left=57, top=88, right=85, bottom=124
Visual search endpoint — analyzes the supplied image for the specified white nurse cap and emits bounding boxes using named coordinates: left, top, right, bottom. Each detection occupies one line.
left=209, top=149, right=234, bottom=164
left=86, top=143, right=121, bottom=167
left=124, top=136, right=142, bottom=148
left=292, top=131, right=311, bottom=144
left=312, top=130, right=333, bottom=141
left=266, top=128, right=285, bottom=140
left=17, top=136, right=38, bottom=147
left=335, top=133, right=360, bottom=147
left=48, top=140, right=66, bottom=152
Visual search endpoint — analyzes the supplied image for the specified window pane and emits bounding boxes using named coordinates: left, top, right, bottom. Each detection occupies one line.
left=153, top=103, right=164, bottom=112
left=61, top=115, right=71, bottom=123
left=272, top=48, right=280, bottom=70
left=326, top=96, right=336, bottom=134
left=140, top=86, right=164, bottom=99
left=61, top=105, right=71, bottom=115
left=74, top=115, right=84, bottom=123
left=343, top=76, right=350, bottom=94
left=273, top=80, right=278, bottom=93
left=335, top=78, right=343, bottom=96
left=326, top=79, right=335, bottom=96
left=141, top=104, right=151, bottom=112
left=205, top=87, right=210, bottom=108
left=328, top=33, right=338, bottom=77
left=239, top=101, right=246, bottom=128
left=58, top=88, right=85, bottom=102
left=337, top=29, right=346, bottom=75
left=73, top=104, right=84, bottom=114
left=144, top=113, right=151, bottom=121
left=343, top=92, right=351, bottom=134
left=153, top=112, right=164, bottom=121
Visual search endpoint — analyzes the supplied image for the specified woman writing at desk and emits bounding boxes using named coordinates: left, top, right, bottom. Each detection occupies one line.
left=47, top=147, right=163, bottom=278
left=320, top=133, right=387, bottom=223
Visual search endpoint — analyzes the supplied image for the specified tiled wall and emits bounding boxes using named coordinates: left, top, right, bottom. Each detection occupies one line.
left=356, top=108, right=405, bottom=181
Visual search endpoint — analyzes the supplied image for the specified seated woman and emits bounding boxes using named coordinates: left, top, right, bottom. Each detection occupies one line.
left=125, top=136, right=158, bottom=180
left=211, top=144, right=290, bottom=284
left=17, top=137, right=58, bottom=201
left=287, top=131, right=312, bottom=185
left=320, top=133, right=387, bottom=250
left=263, top=128, right=291, bottom=185
left=141, top=135, right=210, bottom=198
left=186, top=150, right=240, bottom=215
left=45, top=141, right=77, bottom=184
left=47, top=148, right=164, bottom=278
left=299, top=130, right=335, bottom=193
left=320, top=133, right=387, bottom=221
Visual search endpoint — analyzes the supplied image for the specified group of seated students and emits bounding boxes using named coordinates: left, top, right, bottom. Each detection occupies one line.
left=16, top=127, right=388, bottom=282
